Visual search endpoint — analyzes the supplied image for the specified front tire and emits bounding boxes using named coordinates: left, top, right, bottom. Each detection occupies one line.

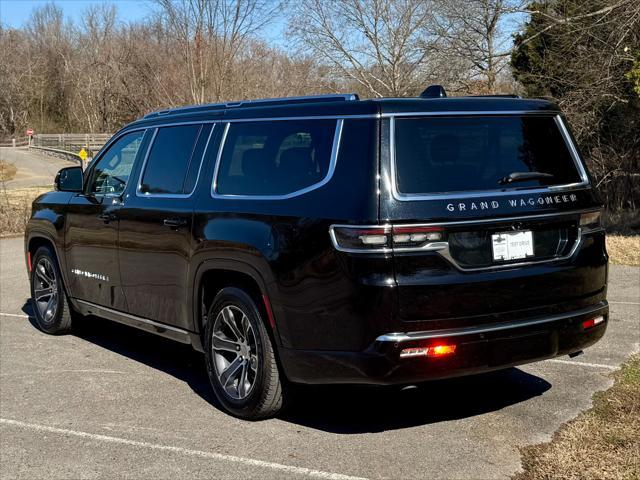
left=204, top=287, right=285, bottom=419
left=30, top=246, right=73, bottom=334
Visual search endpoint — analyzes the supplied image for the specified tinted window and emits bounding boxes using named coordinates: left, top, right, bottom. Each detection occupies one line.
left=394, top=116, right=583, bottom=195
left=90, top=131, right=144, bottom=195
left=216, top=119, right=337, bottom=196
left=140, top=124, right=202, bottom=194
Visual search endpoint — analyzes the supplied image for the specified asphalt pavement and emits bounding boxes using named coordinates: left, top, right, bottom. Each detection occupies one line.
left=0, top=235, right=639, bottom=479
left=0, top=147, right=74, bottom=189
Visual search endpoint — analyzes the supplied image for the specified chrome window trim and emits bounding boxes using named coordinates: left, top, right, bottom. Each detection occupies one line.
left=135, top=124, right=215, bottom=199
left=381, top=110, right=552, bottom=118
left=388, top=113, right=591, bottom=201
left=211, top=118, right=344, bottom=200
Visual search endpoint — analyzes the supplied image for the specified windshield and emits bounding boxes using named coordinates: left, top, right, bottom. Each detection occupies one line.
left=393, top=115, right=584, bottom=195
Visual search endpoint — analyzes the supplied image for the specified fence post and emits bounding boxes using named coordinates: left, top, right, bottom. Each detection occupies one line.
left=12, top=138, right=16, bottom=147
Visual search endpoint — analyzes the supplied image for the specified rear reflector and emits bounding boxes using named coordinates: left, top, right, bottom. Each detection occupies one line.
left=400, top=344, right=456, bottom=358
left=27, top=252, right=32, bottom=272
left=582, top=316, right=605, bottom=329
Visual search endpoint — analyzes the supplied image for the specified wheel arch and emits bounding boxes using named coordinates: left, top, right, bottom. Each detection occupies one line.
left=26, top=231, right=70, bottom=290
left=192, top=259, right=286, bottom=349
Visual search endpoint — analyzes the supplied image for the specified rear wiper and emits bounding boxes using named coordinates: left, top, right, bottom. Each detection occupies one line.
left=498, top=171, right=555, bottom=185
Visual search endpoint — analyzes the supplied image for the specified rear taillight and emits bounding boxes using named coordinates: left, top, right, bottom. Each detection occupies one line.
left=579, top=211, right=602, bottom=233
left=330, top=225, right=446, bottom=253
left=392, top=226, right=444, bottom=250
left=330, top=226, right=392, bottom=252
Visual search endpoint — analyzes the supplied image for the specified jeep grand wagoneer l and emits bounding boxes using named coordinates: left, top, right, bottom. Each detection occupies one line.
left=25, top=87, right=608, bottom=419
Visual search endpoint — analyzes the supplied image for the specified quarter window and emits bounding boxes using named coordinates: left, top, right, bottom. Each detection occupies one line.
left=140, top=124, right=207, bottom=195
left=90, top=131, right=144, bottom=195
left=215, top=119, right=337, bottom=196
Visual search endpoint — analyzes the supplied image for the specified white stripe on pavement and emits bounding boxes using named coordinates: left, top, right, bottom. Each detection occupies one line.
left=0, top=312, right=29, bottom=318
left=546, top=359, right=617, bottom=370
left=0, top=418, right=368, bottom=480
left=609, top=301, right=640, bottom=306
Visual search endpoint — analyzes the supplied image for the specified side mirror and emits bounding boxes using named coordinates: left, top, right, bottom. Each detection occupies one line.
left=54, top=166, right=83, bottom=192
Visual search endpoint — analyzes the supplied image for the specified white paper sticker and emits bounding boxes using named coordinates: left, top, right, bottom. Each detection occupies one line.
left=492, top=231, right=534, bottom=261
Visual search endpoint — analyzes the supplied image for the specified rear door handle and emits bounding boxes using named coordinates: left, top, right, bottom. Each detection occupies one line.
left=163, top=218, right=187, bottom=228
left=99, top=212, right=117, bottom=223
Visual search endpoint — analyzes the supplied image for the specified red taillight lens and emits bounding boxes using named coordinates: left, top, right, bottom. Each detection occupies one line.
left=330, top=226, right=391, bottom=252
left=330, top=225, right=445, bottom=252
left=579, top=211, right=602, bottom=233
left=400, top=344, right=456, bottom=359
left=392, top=226, right=444, bottom=246
left=582, top=316, right=605, bottom=329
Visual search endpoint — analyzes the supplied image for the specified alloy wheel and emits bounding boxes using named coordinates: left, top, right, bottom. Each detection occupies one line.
left=212, top=305, right=258, bottom=400
left=33, top=257, right=58, bottom=324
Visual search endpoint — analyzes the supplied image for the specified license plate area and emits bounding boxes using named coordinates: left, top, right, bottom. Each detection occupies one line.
left=491, top=231, right=535, bottom=262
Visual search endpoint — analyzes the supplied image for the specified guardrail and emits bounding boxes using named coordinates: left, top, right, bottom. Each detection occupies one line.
left=29, top=145, right=85, bottom=167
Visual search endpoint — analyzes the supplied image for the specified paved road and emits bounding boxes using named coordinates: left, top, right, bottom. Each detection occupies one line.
left=1, top=235, right=638, bottom=479
left=0, top=147, right=74, bottom=189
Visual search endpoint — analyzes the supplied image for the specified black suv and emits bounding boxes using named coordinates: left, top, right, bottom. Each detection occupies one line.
left=25, top=88, right=608, bottom=419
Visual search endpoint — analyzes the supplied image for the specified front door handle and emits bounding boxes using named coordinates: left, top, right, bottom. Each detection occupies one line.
left=99, top=212, right=117, bottom=223
left=163, top=218, right=187, bottom=228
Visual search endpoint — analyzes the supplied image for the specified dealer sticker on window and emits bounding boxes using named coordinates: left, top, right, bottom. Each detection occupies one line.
left=491, top=231, right=534, bottom=261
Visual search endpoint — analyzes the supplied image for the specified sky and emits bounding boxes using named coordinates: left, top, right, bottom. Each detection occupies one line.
left=0, top=0, right=151, bottom=28
left=0, top=0, right=286, bottom=45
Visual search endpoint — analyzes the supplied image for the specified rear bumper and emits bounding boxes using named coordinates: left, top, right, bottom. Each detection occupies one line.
left=279, top=302, right=609, bottom=385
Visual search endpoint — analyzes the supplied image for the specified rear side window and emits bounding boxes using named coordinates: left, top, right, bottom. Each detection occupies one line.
left=394, top=116, right=584, bottom=195
left=140, top=124, right=210, bottom=195
left=215, top=119, right=337, bottom=196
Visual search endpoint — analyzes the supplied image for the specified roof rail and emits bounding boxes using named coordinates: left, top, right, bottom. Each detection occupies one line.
left=464, top=94, right=521, bottom=98
left=143, top=93, right=359, bottom=119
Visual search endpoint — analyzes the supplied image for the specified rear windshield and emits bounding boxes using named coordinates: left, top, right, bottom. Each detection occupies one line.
left=394, top=115, right=584, bottom=195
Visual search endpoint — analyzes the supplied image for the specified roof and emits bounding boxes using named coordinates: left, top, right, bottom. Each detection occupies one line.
left=128, top=93, right=560, bottom=130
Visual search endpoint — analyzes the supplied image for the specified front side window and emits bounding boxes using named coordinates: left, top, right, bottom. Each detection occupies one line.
left=90, top=131, right=145, bottom=195
left=394, top=115, right=584, bottom=195
left=215, top=119, right=337, bottom=196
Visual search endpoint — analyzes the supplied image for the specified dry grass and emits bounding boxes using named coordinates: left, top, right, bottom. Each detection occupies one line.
left=607, top=235, right=640, bottom=266
left=0, top=187, right=46, bottom=237
left=515, top=355, right=640, bottom=480
left=0, top=160, right=17, bottom=182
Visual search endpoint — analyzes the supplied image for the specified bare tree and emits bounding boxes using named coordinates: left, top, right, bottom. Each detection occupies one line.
left=433, top=0, right=525, bottom=93
left=154, top=0, right=280, bottom=103
left=288, top=0, right=448, bottom=97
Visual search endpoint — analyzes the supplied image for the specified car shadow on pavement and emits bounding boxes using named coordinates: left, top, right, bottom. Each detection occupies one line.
left=22, top=300, right=552, bottom=433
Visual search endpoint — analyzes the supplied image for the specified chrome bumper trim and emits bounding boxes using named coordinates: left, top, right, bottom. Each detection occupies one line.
left=375, top=302, right=608, bottom=343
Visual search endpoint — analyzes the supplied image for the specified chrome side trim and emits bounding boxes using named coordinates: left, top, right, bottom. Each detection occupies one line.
left=211, top=119, right=344, bottom=200
left=388, top=113, right=591, bottom=201
left=330, top=209, right=595, bottom=269
left=135, top=124, right=215, bottom=198
left=76, top=299, right=192, bottom=344
left=376, top=302, right=608, bottom=342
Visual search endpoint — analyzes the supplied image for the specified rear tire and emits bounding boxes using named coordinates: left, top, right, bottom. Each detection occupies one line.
left=204, top=287, right=285, bottom=419
left=29, top=246, right=73, bottom=334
